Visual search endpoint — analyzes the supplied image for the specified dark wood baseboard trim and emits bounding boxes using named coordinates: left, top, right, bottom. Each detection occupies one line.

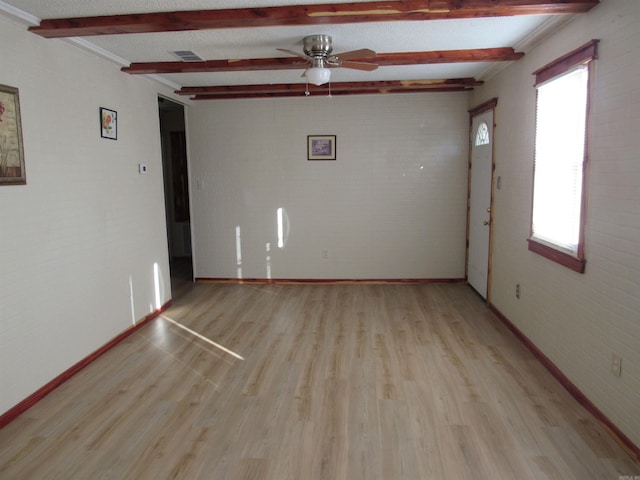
left=488, top=302, right=640, bottom=463
left=195, top=277, right=466, bottom=285
left=0, top=301, right=172, bottom=430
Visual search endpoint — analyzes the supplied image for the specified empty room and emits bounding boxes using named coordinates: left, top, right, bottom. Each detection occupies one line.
left=0, top=0, right=638, bottom=478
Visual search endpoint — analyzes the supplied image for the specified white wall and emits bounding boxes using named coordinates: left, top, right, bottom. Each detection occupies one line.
left=471, top=0, right=640, bottom=446
left=0, top=17, right=172, bottom=414
left=188, top=93, right=469, bottom=280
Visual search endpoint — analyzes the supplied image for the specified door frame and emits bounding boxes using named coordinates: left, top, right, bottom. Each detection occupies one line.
left=466, top=97, right=498, bottom=302
left=158, top=95, right=194, bottom=285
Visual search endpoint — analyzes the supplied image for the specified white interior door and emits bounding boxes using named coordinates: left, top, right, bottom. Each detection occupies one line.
left=468, top=110, right=494, bottom=299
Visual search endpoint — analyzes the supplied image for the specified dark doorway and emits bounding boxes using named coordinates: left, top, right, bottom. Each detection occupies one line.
left=158, top=96, right=193, bottom=298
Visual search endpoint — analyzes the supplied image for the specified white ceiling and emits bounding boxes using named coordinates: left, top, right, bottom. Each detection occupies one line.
left=0, top=0, right=576, bottom=91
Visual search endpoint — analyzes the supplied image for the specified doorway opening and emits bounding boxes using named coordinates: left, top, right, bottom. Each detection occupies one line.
left=158, top=96, right=193, bottom=298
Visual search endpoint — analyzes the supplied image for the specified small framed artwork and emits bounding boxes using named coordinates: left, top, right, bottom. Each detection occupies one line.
left=308, top=135, right=336, bottom=161
left=100, top=107, right=117, bottom=140
left=0, top=83, right=26, bottom=185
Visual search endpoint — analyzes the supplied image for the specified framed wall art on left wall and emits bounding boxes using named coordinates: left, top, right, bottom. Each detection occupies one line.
left=0, top=84, right=26, bottom=185
left=100, top=107, right=117, bottom=140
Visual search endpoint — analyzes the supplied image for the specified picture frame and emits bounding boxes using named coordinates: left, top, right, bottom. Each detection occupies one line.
left=0, top=84, right=26, bottom=185
left=100, top=107, right=117, bottom=140
left=307, top=135, right=336, bottom=161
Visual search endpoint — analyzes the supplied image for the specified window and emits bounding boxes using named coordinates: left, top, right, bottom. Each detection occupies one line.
left=475, top=122, right=490, bottom=146
left=528, top=40, right=598, bottom=273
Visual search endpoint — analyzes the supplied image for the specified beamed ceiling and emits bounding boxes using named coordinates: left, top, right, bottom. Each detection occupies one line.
left=1, top=0, right=600, bottom=100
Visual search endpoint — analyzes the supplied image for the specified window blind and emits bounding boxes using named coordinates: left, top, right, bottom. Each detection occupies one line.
left=532, top=66, right=588, bottom=254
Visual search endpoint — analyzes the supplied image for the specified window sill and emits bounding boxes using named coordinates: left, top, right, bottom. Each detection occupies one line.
left=527, top=239, right=586, bottom=273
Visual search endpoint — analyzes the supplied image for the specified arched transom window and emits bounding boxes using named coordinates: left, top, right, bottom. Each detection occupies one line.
left=475, top=122, right=490, bottom=146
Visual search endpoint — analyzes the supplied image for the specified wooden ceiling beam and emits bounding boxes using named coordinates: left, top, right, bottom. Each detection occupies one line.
left=176, top=78, right=483, bottom=99
left=191, top=87, right=472, bottom=100
left=122, top=48, right=523, bottom=75
left=30, top=1, right=599, bottom=38
left=177, top=78, right=483, bottom=94
left=124, top=57, right=306, bottom=75
left=372, top=48, right=525, bottom=66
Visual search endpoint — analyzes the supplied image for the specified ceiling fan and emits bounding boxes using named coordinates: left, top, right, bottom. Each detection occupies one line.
left=277, top=35, right=378, bottom=86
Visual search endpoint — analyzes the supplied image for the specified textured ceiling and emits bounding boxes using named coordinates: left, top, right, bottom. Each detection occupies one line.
left=0, top=0, right=579, bottom=94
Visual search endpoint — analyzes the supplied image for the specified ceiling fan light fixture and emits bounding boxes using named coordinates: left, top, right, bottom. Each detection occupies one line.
left=279, top=35, right=376, bottom=86
left=305, top=66, right=331, bottom=86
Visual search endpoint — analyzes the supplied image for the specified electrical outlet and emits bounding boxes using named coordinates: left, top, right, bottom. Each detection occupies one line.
left=322, top=250, right=329, bottom=259
left=611, top=354, right=622, bottom=378
left=515, top=283, right=521, bottom=299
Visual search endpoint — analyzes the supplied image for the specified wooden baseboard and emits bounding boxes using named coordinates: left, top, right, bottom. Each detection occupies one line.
left=0, top=301, right=172, bottom=430
left=195, top=277, right=466, bottom=285
left=488, top=302, right=640, bottom=463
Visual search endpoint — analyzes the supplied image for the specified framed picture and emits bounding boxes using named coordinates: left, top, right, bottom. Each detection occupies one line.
left=100, top=107, right=117, bottom=140
left=308, top=135, right=336, bottom=161
left=0, top=84, right=26, bottom=185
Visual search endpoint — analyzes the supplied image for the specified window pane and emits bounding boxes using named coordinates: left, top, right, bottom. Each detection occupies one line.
left=475, top=122, right=490, bottom=146
left=532, top=66, right=588, bottom=253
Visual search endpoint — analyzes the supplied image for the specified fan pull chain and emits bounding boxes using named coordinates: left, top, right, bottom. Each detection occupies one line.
left=328, top=81, right=332, bottom=99
left=305, top=79, right=310, bottom=96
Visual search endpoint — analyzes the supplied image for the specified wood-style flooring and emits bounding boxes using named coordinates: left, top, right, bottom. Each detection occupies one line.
left=0, top=282, right=638, bottom=479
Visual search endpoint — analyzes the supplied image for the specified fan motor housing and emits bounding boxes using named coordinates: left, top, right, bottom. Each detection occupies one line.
left=303, top=35, right=333, bottom=57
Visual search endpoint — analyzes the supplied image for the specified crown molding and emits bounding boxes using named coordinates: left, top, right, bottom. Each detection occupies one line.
left=478, top=14, right=578, bottom=81
left=0, top=0, right=40, bottom=26
left=515, top=14, right=578, bottom=52
left=0, top=2, right=180, bottom=92
left=64, top=37, right=129, bottom=67
left=64, top=38, right=181, bottom=91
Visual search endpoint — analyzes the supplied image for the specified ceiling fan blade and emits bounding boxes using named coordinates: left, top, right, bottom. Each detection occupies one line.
left=277, top=48, right=309, bottom=60
left=332, top=48, right=376, bottom=61
left=340, top=60, right=379, bottom=71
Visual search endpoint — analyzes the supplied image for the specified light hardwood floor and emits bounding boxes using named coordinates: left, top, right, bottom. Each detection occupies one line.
left=0, top=283, right=638, bottom=479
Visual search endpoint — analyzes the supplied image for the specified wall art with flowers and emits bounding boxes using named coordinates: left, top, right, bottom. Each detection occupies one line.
left=100, top=107, right=117, bottom=140
left=0, top=83, right=26, bottom=185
